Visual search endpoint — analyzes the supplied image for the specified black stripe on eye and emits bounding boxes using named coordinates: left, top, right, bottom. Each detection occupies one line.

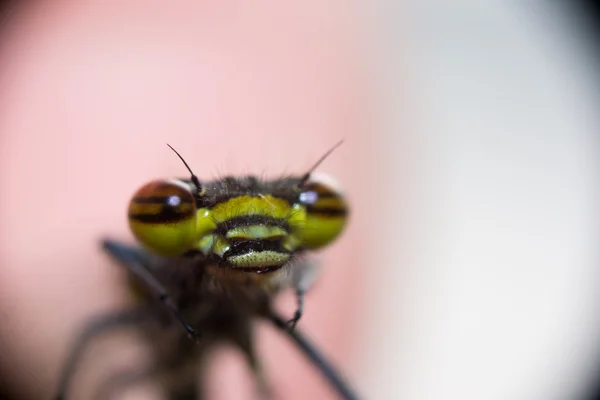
left=128, top=209, right=193, bottom=224
left=305, top=206, right=348, bottom=217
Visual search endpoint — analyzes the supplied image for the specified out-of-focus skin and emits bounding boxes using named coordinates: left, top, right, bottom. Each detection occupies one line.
left=0, top=1, right=371, bottom=399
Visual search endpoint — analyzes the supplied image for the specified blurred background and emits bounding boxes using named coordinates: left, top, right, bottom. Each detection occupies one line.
left=1, top=1, right=600, bottom=400
left=361, top=2, right=600, bottom=400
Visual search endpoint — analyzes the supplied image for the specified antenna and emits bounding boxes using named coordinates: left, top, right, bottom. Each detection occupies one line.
left=298, top=140, right=344, bottom=187
left=166, top=144, right=202, bottom=191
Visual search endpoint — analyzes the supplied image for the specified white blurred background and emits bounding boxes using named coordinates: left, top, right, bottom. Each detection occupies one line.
left=361, top=2, right=600, bottom=399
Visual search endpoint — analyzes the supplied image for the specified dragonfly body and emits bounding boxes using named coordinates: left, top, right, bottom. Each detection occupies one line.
left=111, top=239, right=270, bottom=399
left=54, top=144, right=359, bottom=400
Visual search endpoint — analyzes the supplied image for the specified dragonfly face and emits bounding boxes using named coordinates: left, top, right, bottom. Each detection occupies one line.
left=54, top=143, right=360, bottom=400
left=127, top=173, right=348, bottom=279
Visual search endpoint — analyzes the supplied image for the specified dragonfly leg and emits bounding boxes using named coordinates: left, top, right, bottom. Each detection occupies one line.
left=268, top=311, right=360, bottom=400
left=93, top=364, right=157, bottom=400
left=287, top=257, right=321, bottom=330
left=286, top=289, right=305, bottom=331
left=94, top=359, right=203, bottom=400
left=243, top=345, right=274, bottom=400
left=102, top=239, right=200, bottom=341
left=54, top=307, right=149, bottom=400
left=165, top=381, right=201, bottom=400
left=230, top=317, right=274, bottom=400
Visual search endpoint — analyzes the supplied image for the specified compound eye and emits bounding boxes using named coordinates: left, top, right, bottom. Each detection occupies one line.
left=296, top=173, right=348, bottom=249
left=128, top=180, right=197, bottom=256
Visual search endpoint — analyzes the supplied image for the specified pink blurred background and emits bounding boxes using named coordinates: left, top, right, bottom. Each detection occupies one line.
left=0, top=1, right=375, bottom=399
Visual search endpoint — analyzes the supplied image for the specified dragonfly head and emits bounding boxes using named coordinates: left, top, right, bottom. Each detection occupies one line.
left=126, top=146, right=348, bottom=274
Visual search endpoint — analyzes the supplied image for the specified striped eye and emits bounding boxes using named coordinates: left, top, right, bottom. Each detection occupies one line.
left=128, top=180, right=198, bottom=256
left=296, top=173, right=348, bottom=249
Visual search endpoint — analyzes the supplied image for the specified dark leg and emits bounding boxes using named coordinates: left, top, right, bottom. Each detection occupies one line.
left=268, top=312, right=360, bottom=400
left=165, top=382, right=200, bottom=400
left=93, top=365, right=158, bottom=400
left=162, top=357, right=202, bottom=400
left=102, top=239, right=200, bottom=341
left=247, top=352, right=274, bottom=400
left=54, top=308, right=149, bottom=400
left=229, top=315, right=274, bottom=400
left=239, top=339, right=273, bottom=400
left=94, top=362, right=202, bottom=400
left=286, top=289, right=305, bottom=331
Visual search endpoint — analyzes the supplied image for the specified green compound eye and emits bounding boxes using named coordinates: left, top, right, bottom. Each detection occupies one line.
left=295, top=174, right=348, bottom=249
left=127, top=180, right=198, bottom=256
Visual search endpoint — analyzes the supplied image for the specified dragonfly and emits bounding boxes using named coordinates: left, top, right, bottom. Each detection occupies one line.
left=54, top=142, right=359, bottom=400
